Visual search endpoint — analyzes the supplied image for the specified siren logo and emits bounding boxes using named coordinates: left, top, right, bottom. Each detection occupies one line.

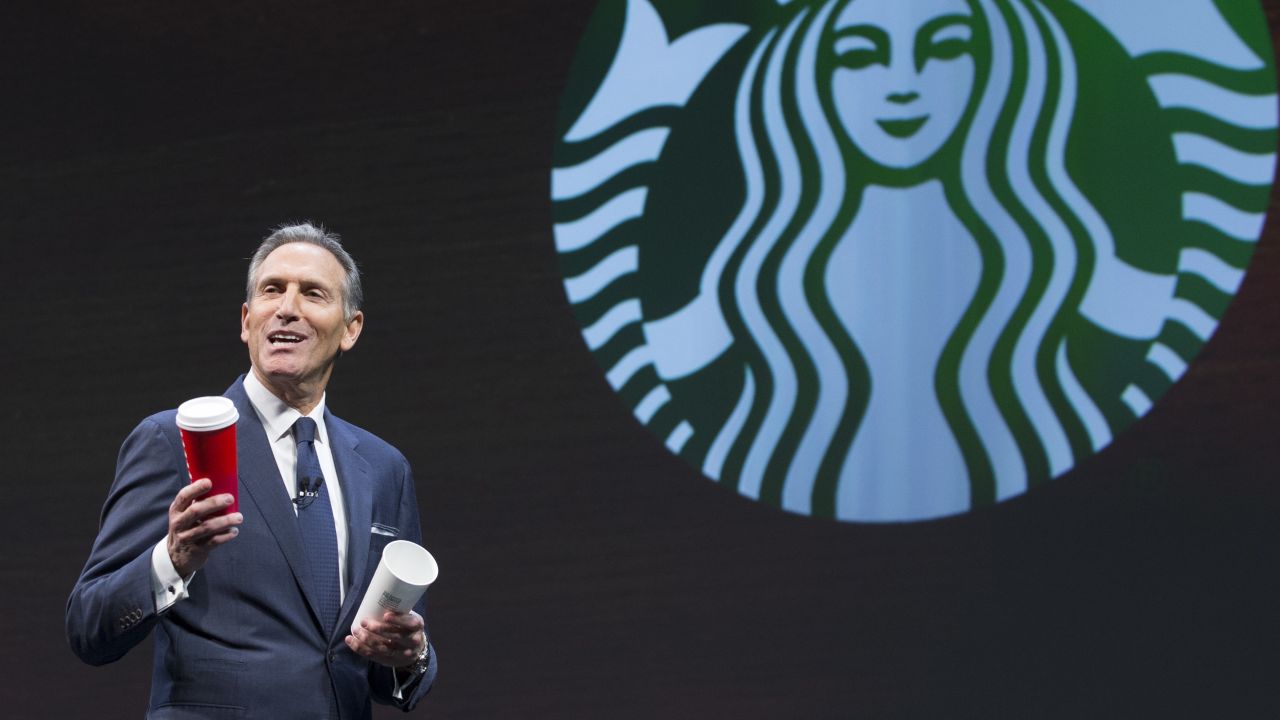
left=551, top=0, right=1277, bottom=522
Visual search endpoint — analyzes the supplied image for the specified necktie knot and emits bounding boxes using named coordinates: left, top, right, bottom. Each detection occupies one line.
left=294, top=416, right=318, bottom=445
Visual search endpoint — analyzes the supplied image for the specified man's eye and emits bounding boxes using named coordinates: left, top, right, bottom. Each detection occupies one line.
left=262, top=286, right=281, bottom=295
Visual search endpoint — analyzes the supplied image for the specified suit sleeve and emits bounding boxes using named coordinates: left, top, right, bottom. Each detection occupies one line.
left=368, top=453, right=437, bottom=710
left=66, top=416, right=186, bottom=665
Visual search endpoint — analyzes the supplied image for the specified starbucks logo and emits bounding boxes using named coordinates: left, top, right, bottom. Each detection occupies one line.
left=551, top=0, right=1277, bottom=521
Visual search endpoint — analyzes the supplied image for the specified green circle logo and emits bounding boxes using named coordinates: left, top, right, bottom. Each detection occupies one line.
left=552, top=0, right=1277, bottom=521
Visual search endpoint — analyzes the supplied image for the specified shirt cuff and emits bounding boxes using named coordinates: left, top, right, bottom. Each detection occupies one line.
left=150, top=539, right=193, bottom=612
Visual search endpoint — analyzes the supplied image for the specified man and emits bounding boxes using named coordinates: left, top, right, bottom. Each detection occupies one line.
left=67, top=223, right=436, bottom=719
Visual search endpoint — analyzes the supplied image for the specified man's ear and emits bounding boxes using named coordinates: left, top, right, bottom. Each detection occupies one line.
left=240, top=303, right=250, bottom=344
left=341, top=311, right=365, bottom=352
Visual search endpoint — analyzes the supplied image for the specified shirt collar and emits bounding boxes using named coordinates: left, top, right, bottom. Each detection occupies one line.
left=243, top=371, right=329, bottom=446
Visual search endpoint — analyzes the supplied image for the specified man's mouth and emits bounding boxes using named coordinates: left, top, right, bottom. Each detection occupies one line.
left=267, top=331, right=307, bottom=346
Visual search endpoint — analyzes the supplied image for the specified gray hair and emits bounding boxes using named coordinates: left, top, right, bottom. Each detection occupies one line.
left=245, top=222, right=363, bottom=321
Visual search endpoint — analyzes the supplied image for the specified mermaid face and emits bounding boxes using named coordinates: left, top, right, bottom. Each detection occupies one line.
left=829, top=0, right=976, bottom=170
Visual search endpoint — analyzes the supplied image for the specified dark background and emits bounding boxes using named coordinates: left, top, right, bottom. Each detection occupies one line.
left=3, top=1, right=1279, bottom=718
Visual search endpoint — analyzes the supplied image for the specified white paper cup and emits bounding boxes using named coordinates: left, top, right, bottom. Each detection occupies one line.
left=351, top=540, right=438, bottom=635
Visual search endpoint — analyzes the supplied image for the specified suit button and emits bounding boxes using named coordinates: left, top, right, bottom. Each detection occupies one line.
left=328, top=652, right=336, bottom=663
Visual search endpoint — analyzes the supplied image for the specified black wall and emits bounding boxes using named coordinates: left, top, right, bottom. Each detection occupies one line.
left=4, top=2, right=1280, bottom=717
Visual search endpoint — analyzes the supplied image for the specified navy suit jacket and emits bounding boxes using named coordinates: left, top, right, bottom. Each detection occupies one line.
left=67, top=377, right=436, bottom=719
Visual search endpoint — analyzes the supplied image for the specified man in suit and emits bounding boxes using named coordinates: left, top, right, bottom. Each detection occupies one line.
left=67, top=223, right=437, bottom=719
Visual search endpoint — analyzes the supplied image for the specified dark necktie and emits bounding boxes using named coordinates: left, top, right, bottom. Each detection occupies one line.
left=293, top=416, right=341, bottom=637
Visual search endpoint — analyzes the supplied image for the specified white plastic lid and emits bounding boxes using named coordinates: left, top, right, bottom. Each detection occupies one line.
left=176, top=396, right=239, bottom=431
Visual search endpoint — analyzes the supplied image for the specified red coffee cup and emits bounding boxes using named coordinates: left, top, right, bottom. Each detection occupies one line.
left=176, top=396, right=239, bottom=515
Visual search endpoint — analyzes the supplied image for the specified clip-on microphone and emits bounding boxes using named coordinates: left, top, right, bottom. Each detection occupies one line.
left=294, top=476, right=323, bottom=507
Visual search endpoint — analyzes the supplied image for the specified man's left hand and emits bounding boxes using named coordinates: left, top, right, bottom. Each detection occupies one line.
left=345, top=610, right=427, bottom=668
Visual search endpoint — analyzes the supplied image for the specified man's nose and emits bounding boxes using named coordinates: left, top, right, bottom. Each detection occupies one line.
left=275, top=287, right=302, bottom=319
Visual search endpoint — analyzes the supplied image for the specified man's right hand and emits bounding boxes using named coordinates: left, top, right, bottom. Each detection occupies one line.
left=167, top=479, right=243, bottom=577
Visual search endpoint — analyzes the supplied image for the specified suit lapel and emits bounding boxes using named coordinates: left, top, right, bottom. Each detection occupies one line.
left=225, top=378, right=327, bottom=635
left=327, top=410, right=372, bottom=639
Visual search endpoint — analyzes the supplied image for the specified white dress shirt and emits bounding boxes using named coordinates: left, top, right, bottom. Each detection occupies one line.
left=151, top=372, right=349, bottom=611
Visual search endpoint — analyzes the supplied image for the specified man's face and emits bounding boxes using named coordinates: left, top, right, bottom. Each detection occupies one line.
left=240, top=242, right=363, bottom=392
